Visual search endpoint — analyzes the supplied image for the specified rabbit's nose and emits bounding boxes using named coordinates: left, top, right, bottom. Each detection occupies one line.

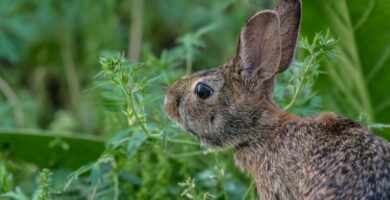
left=164, top=92, right=182, bottom=122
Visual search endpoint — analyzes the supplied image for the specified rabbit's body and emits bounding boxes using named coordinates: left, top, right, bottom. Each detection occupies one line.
left=164, top=0, right=390, bottom=199
left=235, top=112, right=390, bottom=199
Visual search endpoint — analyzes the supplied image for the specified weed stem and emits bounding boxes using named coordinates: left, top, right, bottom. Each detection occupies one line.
left=284, top=52, right=315, bottom=110
left=119, top=78, right=150, bottom=137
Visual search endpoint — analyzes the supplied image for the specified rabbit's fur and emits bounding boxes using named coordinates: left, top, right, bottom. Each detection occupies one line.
left=164, top=0, right=390, bottom=199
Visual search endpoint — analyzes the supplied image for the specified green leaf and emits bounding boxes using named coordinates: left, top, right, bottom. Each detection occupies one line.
left=90, top=163, right=103, bottom=186
left=0, top=129, right=105, bottom=169
left=127, top=132, right=147, bottom=157
left=0, top=187, right=29, bottom=200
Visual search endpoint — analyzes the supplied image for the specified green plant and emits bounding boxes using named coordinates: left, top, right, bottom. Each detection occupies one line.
left=34, top=169, right=52, bottom=200
left=61, top=25, right=230, bottom=199
left=0, top=162, right=13, bottom=193
left=60, top=29, right=334, bottom=199
left=178, top=177, right=215, bottom=200
left=275, top=32, right=337, bottom=115
left=1, top=168, right=52, bottom=200
left=1, top=28, right=338, bottom=199
left=301, top=0, right=390, bottom=124
left=1, top=0, right=389, bottom=199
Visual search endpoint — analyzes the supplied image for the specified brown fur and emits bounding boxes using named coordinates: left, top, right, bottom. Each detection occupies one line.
left=164, top=0, right=390, bottom=199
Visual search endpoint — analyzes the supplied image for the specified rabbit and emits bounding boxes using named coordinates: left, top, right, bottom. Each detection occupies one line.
left=164, top=0, right=390, bottom=199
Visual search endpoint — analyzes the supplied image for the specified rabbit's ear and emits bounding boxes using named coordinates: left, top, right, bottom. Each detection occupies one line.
left=234, top=11, right=281, bottom=81
left=275, top=0, right=301, bottom=73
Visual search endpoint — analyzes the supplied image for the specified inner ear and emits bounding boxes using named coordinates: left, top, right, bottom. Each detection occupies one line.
left=236, top=11, right=281, bottom=81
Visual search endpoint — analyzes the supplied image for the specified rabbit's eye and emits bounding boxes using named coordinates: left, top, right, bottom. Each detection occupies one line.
left=195, top=82, right=213, bottom=99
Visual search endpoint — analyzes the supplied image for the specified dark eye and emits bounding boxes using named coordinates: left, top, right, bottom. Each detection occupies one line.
left=195, top=82, right=213, bottom=99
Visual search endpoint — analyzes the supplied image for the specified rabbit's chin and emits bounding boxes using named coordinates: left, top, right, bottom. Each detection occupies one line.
left=183, top=127, right=225, bottom=148
left=186, top=127, right=201, bottom=141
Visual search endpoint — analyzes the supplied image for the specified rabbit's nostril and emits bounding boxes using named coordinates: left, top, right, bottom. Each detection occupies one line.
left=176, top=94, right=183, bottom=108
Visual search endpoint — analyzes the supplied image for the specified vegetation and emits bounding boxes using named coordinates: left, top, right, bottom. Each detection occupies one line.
left=0, top=0, right=389, bottom=199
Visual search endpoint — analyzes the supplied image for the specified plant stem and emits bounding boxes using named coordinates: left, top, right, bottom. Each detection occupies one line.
left=60, top=34, right=81, bottom=111
left=284, top=53, right=315, bottom=110
left=368, top=123, right=390, bottom=129
left=324, top=0, right=374, bottom=120
left=119, top=78, right=150, bottom=136
left=113, top=135, right=200, bottom=146
left=113, top=174, right=119, bottom=200
left=186, top=52, right=192, bottom=74
left=241, top=181, right=255, bottom=200
left=89, top=185, right=97, bottom=200
left=164, top=138, right=199, bottom=146
left=60, top=33, right=91, bottom=132
left=129, top=0, right=144, bottom=62
left=0, top=75, right=24, bottom=127
left=167, top=150, right=207, bottom=158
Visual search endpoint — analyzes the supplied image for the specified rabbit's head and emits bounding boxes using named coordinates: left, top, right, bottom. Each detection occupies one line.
left=165, top=0, right=301, bottom=147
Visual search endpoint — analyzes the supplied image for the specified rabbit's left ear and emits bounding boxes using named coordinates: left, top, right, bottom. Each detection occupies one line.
left=234, top=11, right=281, bottom=81
left=275, top=0, right=301, bottom=73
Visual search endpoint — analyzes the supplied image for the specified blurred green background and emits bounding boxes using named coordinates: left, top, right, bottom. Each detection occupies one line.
left=0, top=0, right=389, bottom=199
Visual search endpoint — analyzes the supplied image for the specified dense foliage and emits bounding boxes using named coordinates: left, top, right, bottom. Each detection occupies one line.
left=0, top=0, right=389, bottom=199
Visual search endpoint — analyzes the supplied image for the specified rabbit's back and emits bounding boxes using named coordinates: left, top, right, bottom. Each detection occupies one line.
left=301, top=114, right=390, bottom=199
left=240, top=113, right=390, bottom=200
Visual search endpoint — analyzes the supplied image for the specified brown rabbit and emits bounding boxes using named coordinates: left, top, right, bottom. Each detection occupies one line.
left=164, top=0, right=390, bottom=199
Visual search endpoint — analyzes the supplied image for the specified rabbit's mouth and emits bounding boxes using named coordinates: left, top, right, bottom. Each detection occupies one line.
left=186, top=128, right=200, bottom=140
